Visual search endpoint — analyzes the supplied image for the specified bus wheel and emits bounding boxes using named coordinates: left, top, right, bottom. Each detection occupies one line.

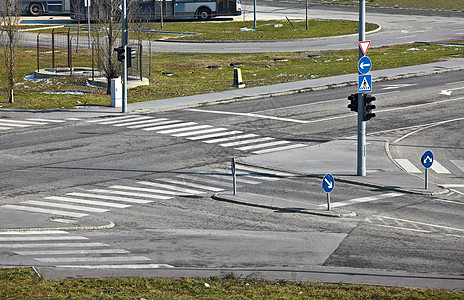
left=197, top=8, right=211, bottom=21
left=29, top=3, right=43, bottom=16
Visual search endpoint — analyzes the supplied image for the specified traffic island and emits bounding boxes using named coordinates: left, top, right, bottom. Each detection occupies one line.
left=213, top=192, right=355, bottom=218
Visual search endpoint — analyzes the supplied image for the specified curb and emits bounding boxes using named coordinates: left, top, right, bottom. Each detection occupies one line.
left=0, top=220, right=115, bottom=232
left=212, top=193, right=356, bottom=218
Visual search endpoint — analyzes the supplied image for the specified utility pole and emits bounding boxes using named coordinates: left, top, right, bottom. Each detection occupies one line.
left=253, top=0, right=257, bottom=30
left=121, top=0, right=128, bottom=113
left=357, top=0, right=366, bottom=176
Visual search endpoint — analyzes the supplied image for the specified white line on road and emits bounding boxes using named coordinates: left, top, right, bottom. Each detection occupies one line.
left=14, top=249, right=129, bottom=255
left=450, top=160, right=464, bottom=172
left=430, top=160, right=451, bottom=174
left=35, top=256, right=151, bottom=263
left=1, top=205, right=88, bottom=218
left=252, top=143, right=307, bottom=154
left=22, top=200, right=110, bottom=213
left=66, top=192, right=153, bottom=204
left=156, top=178, right=224, bottom=192
left=326, top=192, right=403, bottom=208
left=203, top=134, right=259, bottom=144
left=187, top=108, right=309, bottom=124
left=236, top=140, right=290, bottom=151
left=380, top=216, right=464, bottom=233
left=394, top=159, right=422, bottom=173
left=56, top=264, right=175, bottom=269
left=88, top=189, right=172, bottom=200
left=0, top=242, right=108, bottom=248
left=0, top=230, right=69, bottom=235
left=44, top=196, right=131, bottom=208
left=187, top=130, right=242, bottom=140
left=172, top=127, right=227, bottom=137
left=0, top=236, right=88, bottom=242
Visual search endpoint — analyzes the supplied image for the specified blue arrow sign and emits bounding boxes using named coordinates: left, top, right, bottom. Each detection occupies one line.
left=358, top=74, right=372, bottom=92
left=421, top=151, right=434, bottom=169
left=322, top=174, right=335, bottom=193
left=358, top=56, right=372, bottom=74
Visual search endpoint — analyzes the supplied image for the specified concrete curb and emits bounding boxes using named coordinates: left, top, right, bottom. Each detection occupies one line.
left=0, top=220, right=115, bottom=232
left=213, top=192, right=356, bottom=218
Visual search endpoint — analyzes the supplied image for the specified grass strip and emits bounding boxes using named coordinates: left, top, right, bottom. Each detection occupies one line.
left=315, top=0, right=464, bottom=10
left=1, top=42, right=463, bottom=110
left=0, top=268, right=463, bottom=299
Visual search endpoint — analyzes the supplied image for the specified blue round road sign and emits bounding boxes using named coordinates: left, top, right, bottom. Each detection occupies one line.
left=358, top=56, right=372, bottom=74
left=421, top=151, right=434, bottom=169
left=322, top=174, right=335, bottom=193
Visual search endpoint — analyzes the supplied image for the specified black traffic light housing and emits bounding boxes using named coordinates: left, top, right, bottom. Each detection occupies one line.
left=114, top=47, right=124, bottom=62
left=348, top=93, right=359, bottom=112
left=363, top=94, right=376, bottom=121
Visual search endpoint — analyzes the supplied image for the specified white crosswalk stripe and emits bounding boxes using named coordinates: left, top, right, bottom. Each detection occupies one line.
left=395, top=159, right=422, bottom=173
left=1, top=204, right=89, bottom=218
left=157, top=178, right=225, bottom=192
left=0, top=231, right=173, bottom=269
left=430, top=160, right=452, bottom=174
left=325, top=192, right=403, bottom=208
left=88, top=116, right=308, bottom=154
left=88, top=189, right=173, bottom=200
left=22, top=200, right=110, bottom=213
left=0, top=118, right=67, bottom=132
left=44, top=196, right=131, bottom=208
left=136, top=182, right=203, bottom=195
left=451, top=160, right=464, bottom=172
left=66, top=192, right=153, bottom=204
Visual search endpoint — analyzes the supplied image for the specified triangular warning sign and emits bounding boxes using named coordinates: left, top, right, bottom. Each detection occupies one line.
left=359, top=77, right=371, bottom=91
left=359, top=41, right=371, bottom=56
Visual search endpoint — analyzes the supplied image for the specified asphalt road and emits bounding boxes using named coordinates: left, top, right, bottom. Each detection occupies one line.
left=0, top=70, right=463, bottom=282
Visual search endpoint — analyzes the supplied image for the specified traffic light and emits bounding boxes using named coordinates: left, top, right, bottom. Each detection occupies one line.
left=363, top=94, right=376, bottom=121
left=348, top=93, right=359, bottom=112
left=114, top=47, right=124, bottom=62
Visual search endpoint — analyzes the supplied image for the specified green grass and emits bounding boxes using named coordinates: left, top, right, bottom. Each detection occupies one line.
left=127, top=19, right=378, bottom=41
left=1, top=42, right=463, bottom=110
left=321, top=0, right=464, bottom=10
left=0, top=268, right=463, bottom=299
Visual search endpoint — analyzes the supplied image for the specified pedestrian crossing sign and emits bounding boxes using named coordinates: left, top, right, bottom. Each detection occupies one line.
left=358, top=74, right=372, bottom=92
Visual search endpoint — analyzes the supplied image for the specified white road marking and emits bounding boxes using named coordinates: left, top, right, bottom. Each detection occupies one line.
left=142, top=122, right=197, bottom=131
left=252, top=143, right=307, bottom=154
left=203, top=134, right=259, bottom=144
left=136, top=182, right=203, bottom=194
left=187, top=108, right=309, bottom=124
left=66, top=192, right=153, bottom=204
left=430, top=160, right=451, bottom=174
left=0, top=236, right=88, bottom=242
left=0, top=230, right=69, bottom=235
left=172, top=127, right=227, bottom=137
left=0, top=122, right=30, bottom=127
left=156, top=178, right=224, bottom=192
left=235, top=164, right=296, bottom=177
left=450, top=160, right=464, bottom=172
left=450, top=188, right=464, bottom=196
left=14, top=249, right=129, bottom=255
left=86, top=115, right=138, bottom=123
left=326, top=192, right=403, bottom=208
left=188, top=130, right=242, bottom=140
left=236, top=140, right=290, bottom=151
left=109, top=184, right=196, bottom=196
left=88, top=189, right=172, bottom=200
left=1, top=205, right=88, bottom=218
left=56, top=264, right=175, bottom=269
left=379, top=216, right=464, bottom=233
left=27, top=118, right=65, bottom=123
left=210, top=170, right=262, bottom=184
left=108, top=116, right=153, bottom=125
left=0, top=242, right=108, bottom=248
left=395, top=159, right=422, bottom=173
left=35, top=256, right=151, bottom=263
left=90, top=115, right=142, bottom=124
left=22, top=200, right=109, bottom=213
left=113, top=117, right=164, bottom=127
left=158, top=124, right=212, bottom=134
left=44, top=196, right=131, bottom=208
left=128, top=120, right=182, bottom=129
left=0, top=119, right=45, bottom=125
left=220, top=137, right=275, bottom=147
left=373, top=224, right=431, bottom=233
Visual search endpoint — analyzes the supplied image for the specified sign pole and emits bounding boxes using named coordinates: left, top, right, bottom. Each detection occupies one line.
left=86, top=0, right=91, bottom=49
left=425, top=168, right=428, bottom=189
left=231, top=158, right=237, bottom=195
left=357, top=0, right=366, bottom=176
left=326, top=192, right=331, bottom=211
left=121, top=0, right=128, bottom=113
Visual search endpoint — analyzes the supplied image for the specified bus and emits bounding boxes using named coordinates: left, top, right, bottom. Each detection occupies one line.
left=21, top=0, right=71, bottom=16
left=70, top=0, right=241, bottom=21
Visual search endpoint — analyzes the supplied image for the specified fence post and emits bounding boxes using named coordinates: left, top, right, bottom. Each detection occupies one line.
left=52, top=29, right=55, bottom=69
left=92, top=39, right=95, bottom=81
left=139, top=42, right=142, bottom=81
left=37, top=33, right=40, bottom=72
left=68, top=29, right=72, bottom=76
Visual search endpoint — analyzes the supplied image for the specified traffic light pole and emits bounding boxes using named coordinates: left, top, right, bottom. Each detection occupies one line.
left=357, top=0, right=366, bottom=176
left=121, top=0, right=128, bottom=113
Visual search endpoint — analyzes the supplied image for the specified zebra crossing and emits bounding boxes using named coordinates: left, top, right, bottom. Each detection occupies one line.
left=1, top=164, right=296, bottom=219
left=395, top=158, right=464, bottom=175
left=366, top=215, right=464, bottom=237
left=0, top=118, right=66, bottom=131
left=0, top=230, right=173, bottom=269
left=87, top=115, right=307, bottom=154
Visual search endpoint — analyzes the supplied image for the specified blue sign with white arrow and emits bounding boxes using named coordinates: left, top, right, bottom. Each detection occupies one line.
left=358, top=56, right=372, bottom=74
left=421, top=151, right=434, bottom=169
left=322, top=174, right=335, bottom=193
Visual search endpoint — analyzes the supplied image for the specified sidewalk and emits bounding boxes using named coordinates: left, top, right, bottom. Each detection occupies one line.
left=1, top=58, right=464, bottom=119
